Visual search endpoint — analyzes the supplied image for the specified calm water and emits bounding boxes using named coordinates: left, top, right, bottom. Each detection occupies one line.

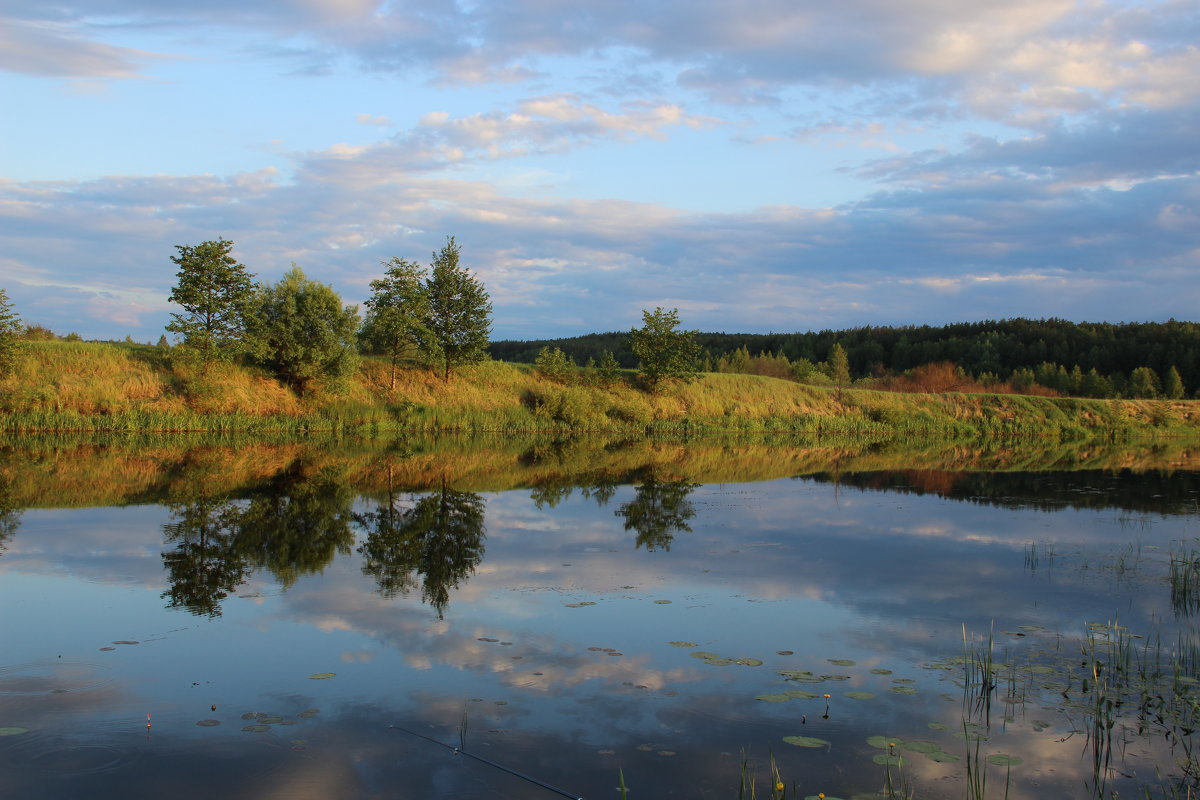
left=1, top=441, right=1199, bottom=799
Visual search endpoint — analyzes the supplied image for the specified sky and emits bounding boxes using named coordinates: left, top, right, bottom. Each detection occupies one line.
left=1, top=0, right=1198, bottom=342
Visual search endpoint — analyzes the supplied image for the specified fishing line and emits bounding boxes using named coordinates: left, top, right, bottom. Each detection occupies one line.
left=391, top=724, right=583, bottom=796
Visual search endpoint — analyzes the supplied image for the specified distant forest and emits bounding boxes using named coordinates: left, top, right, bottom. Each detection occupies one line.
left=489, top=318, right=1200, bottom=399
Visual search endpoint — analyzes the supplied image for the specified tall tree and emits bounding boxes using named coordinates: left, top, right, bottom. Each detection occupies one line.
left=418, top=237, right=493, bottom=381
left=1164, top=365, right=1185, bottom=400
left=0, top=288, right=22, bottom=378
left=629, top=307, right=701, bottom=393
left=166, top=238, right=255, bottom=363
left=246, top=266, right=360, bottom=394
left=360, top=257, right=430, bottom=390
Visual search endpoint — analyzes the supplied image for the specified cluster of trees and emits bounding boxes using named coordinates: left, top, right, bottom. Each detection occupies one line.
left=493, top=318, right=1200, bottom=399
left=165, top=237, right=492, bottom=392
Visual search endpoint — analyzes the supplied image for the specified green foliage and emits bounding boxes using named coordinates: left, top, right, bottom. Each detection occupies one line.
left=1128, top=366, right=1161, bottom=398
left=0, top=288, right=23, bottom=378
left=417, top=237, right=493, bottom=380
left=596, top=350, right=621, bottom=386
left=1164, top=366, right=1185, bottom=400
left=828, top=343, right=851, bottom=386
left=165, top=238, right=255, bottom=364
left=629, top=307, right=702, bottom=393
left=534, top=346, right=575, bottom=383
left=246, top=265, right=361, bottom=394
left=360, top=257, right=430, bottom=389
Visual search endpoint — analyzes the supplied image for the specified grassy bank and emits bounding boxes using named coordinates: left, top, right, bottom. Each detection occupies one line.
left=2, top=339, right=1199, bottom=438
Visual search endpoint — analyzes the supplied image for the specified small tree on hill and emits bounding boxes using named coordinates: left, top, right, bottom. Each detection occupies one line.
left=629, top=307, right=701, bottom=393
left=417, top=237, right=492, bottom=381
left=246, top=266, right=360, bottom=394
left=1164, top=366, right=1185, bottom=400
left=166, top=238, right=255, bottom=364
left=535, top=346, right=575, bottom=384
left=827, top=342, right=851, bottom=401
left=0, top=288, right=23, bottom=378
left=360, top=257, right=430, bottom=390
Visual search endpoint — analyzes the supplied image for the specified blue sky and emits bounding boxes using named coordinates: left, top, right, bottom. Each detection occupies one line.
left=2, top=0, right=1198, bottom=341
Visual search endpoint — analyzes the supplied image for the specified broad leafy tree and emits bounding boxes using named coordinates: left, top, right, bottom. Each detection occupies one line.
left=246, top=266, right=360, bottom=394
left=418, top=237, right=492, bottom=381
left=360, top=257, right=430, bottom=390
left=629, top=307, right=701, bottom=393
left=166, top=239, right=255, bottom=363
left=1164, top=366, right=1185, bottom=400
left=0, top=288, right=22, bottom=378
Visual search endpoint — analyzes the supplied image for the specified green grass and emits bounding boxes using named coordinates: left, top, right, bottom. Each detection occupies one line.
left=3, top=340, right=1200, bottom=438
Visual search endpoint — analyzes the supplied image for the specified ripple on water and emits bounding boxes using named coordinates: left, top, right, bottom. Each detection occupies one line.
left=0, top=660, right=115, bottom=696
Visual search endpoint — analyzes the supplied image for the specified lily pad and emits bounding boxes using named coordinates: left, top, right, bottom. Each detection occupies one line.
left=900, top=740, right=941, bottom=754
left=259, top=716, right=284, bottom=724
left=890, top=686, right=918, bottom=695
left=668, top=641, right=697, bottom=647
left=756, top=693, right=794, bottom=703
left=828, top=659, right=856, bottom=666
left=653, top=600, right=672, bottom=604
left=927, top=751, right=961, bottom=763
left=845, top=690, right=875, bottom=700
left=242, top=724, right=271, bottom=732
left=873, top=753, right=902, bottom=766
left=0, top=727, right=28, bottom=736
left=196, top=719, right=221, bottom=727
left=783, top=735, right=830, bottom=748
left=704, top=657, right=734, bottom=666
left=987, top=754, right=1023, bottom=767
left=298, top=708, right=320, bottom=718
left=867, top=736, right=904, bottom=749
left=308, top=673, right=336, bottom=680
left=734, top=658, right=764, bottom=667
left=690, top=651, right=719, bottom=660
left=786, top=689, right=821, bottom=699
left=870, top=668, right=893, bottom=675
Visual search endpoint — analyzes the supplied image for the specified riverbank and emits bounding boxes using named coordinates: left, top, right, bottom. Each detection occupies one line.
left=2, top=339, right=1198, bottom=438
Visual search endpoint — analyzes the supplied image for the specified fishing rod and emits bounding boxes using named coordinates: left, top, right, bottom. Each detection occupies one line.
left=390, top=717, right=585, bottom=800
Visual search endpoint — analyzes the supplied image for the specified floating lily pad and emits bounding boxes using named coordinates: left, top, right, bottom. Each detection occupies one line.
left=690, top=651, right=719, bottom=660
left=565, top=602, right=597, bottom=608
left=890, top=686, right=918, bottom=694
left=845, top=690, right=875, bottom=700
left=900, top=740, right=941, bottom=754
left=928, top=723, right=948, bottom=731
left=0, top=727, right=28, bottom=736
left=668, top=641, right=697, bottom=647
left=822, top=674, right=851, bottom=681
left=734, top=658, right=764, bottom=667
left=783, top=735, right=830, bottom=748
left=828, top=659, right=855, bottom=666
left=308, top=673, right=336, bottom=680
left=196, top=719, right=221, bottom=727
left=867, top=736, right=903, bottom=749
left=478, top=637, right=499, bottom=642
left=493, top=700, right=507, bottom=705
left=786, top=689, right=821, bottom=699
left=98, top=647, right=116, bottom=651
left=870, top=668, right=893, bottom=675
left=927, top=751, right=961, bottom=763
left=704, top=658, right=734, bottom=666
left=112, top=640, right=139, bottom=645
left=242, top=724, right=271, bottom=732
left=756, top=693, right=794, bottom=703
left=892, top=678, right=916, bottom=684
left=259, top=716, right=284, bottom=724
left=653, top=600, right=672, bottom=604
left=777, top=650, right=794, bottom=655
left=873, top=753, right=902, bottom=766
left=987, top=754, right=1023, bottom=767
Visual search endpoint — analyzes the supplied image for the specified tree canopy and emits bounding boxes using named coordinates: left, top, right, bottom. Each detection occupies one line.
left=246, top=266, right=360, bottom=394
left=629, top=307, right=701, bottom=392
left=166, top=238, right=255, bottom=363
left=360, top=257, right=430, bottom=389
left=417, top=237, right=493, bottom=380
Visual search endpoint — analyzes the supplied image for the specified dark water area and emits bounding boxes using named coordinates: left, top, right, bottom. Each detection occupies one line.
left=1, top=439, right=1199, bottom=799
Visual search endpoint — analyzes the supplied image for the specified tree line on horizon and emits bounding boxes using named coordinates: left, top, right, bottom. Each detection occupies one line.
left=490, top=318, right=1200, bottom=400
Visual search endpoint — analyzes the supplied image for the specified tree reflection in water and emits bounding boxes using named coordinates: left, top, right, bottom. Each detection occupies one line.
left=0, top=475, right=21, bottom=556
left=356, top=476, right=486, bottom=618
left=160, top=461, right=357, bottom=616
left=616, top=475, right=698, bottom=552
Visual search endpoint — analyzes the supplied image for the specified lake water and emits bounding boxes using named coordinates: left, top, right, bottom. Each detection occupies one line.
left=1, top=437, right=1199, bottom=799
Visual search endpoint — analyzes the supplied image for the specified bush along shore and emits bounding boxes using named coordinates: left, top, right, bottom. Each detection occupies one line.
left=1, top=340, right=1199, bottom=439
